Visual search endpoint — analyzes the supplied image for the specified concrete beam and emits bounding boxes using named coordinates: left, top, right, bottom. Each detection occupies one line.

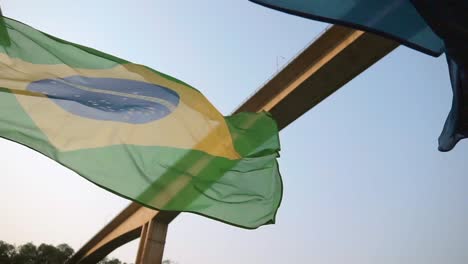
left=69, top=25, right=398, bottom=263
left=135, top=219, right=168, bottom=264
left=235, top=25, right=398, bottom=127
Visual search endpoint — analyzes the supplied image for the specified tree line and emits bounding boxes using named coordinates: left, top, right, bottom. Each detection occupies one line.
left=0, top=240, right=133, bottom=264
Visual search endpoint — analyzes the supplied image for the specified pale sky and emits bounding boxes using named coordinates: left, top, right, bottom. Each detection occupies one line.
left=1, top=1, right=467, bottom=264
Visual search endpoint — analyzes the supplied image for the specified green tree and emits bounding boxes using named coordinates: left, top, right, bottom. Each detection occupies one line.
left=56, top=243, right=74, bottom=259
left=98, top=257, right=126, bottom=264
left=0, top=241, right=76, bottom=264
left=0, top=241, right=16, bottom=263
left=36, top=243, right=74, bottom=264
left=11, top=242, right=38, bottom=264
left=37, top=243, right=59, bottom=263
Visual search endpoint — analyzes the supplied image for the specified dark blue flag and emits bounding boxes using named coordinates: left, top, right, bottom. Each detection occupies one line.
left=410, top=1, right=468, bottom=151
left=251, top=0, right=468, bottom=151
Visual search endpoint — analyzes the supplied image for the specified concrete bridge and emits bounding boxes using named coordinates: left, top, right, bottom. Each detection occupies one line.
left=67, top=25, right=399, bottom=264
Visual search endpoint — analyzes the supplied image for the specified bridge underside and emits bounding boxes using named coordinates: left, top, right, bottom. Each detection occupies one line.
left=68, top=25, right=399, bottom=264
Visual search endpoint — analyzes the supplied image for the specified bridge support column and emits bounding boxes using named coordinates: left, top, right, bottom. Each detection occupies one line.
left=135, top=218, right=168, bottom=264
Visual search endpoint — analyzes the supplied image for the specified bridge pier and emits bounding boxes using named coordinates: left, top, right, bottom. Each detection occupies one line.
left=135, top=219, right=168, bottom=264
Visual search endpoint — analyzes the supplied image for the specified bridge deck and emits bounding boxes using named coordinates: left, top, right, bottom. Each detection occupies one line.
left=68, top=25, right=399, bottom=264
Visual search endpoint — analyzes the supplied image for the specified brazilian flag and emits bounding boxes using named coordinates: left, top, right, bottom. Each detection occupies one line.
left=0, top=17, right=282, bottom=229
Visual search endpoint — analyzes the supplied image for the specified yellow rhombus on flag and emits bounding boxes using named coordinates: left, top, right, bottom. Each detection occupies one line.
left=0, top=16, right=282, bottom=229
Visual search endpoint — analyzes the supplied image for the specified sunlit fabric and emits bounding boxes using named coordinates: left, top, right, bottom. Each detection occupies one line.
left=0, top=17, right=282, bottom=229
left=251, top=0, right=468, bottom=151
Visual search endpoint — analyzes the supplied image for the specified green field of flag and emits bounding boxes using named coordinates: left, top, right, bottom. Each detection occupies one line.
left=0, top=17, right=282, bottom=229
